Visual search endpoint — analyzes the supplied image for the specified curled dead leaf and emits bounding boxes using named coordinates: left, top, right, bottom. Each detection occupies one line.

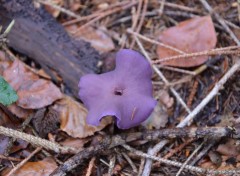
left=157, top=16, right=217, bottom=67
left=52, top=96, right=112, bottom=138
left=3, top=60, right=62, bottom=109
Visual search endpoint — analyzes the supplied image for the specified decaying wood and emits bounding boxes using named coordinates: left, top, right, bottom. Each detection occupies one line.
left=0, top=0, right=100, bottom=98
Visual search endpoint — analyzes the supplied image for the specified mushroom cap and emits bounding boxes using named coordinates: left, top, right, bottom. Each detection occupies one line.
left=78, top=49, right=157, bottom=129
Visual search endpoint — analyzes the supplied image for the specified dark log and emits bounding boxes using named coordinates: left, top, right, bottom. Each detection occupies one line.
left=0, top=0, right=100, bottom=98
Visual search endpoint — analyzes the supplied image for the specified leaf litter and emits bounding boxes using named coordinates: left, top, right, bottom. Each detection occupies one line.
left=0, top=0, right=240, bottom=175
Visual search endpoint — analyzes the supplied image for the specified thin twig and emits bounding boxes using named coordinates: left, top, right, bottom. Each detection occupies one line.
left=157, top=0, right=165, bottom=16
left=63, top=1, right=130, bottom=26
left=0, top=126, right=78, bottom=154
left=153, top=47, right=240, bottom=64
left=176, top=142, right=204, bottom=176
left=153, top=139, right=195, bottom=168
left=142, top=140, right=168, bottom=176
left=137, top=158, right=145, bottom=176
left=177, top=58, right=240, bottom=128
left=73, top=1, right=137, bottom=33
left=187, top=80, right=199, bottom=107
left=131, top=0, right=143, bottom=34
left=158, top=0, right=202, bottom=13
left=199, top=0, right=240, bottom=46
left=158, top=65, right=196, bottom=75
left=130, top=0, right=148, bottom=48
left=122, top=144, right=240, bottom=175
left=134, top=35, right=191, bottom=113
left=6, top=147, right=42, bottom=176
left=36, top=0, right=81, bottom=19
left=86, top=157, right=96, bottom=176
left=190, top=139, right=219, bottom=166
left=0, top=155, right=21, bottom=162
left=108, top=155, right=116, bottom=176
left=122, top=152, right=138, bottom=173
left=127, top=29, right=185, bottom=54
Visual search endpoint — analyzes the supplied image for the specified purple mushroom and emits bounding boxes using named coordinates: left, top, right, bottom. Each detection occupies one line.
left=78, top=49, right=157, bottom=129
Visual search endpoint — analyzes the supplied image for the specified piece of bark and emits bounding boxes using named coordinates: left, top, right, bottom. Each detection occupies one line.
left=0, top=0, right=100, bottom=98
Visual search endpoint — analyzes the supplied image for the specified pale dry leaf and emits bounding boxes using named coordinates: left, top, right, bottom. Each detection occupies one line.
left=141, top=102, right=168, bottom=129
left=52, top=96, right=112, bottom=138
left=158, top=90, right=174, bottom=108
left=3, top=157, right=57, bottom=176
left=3, top=60, right=62, bottom=109
left=73, top=26, right=115, bottom=53
left=156, top=16, right=217, bottom=67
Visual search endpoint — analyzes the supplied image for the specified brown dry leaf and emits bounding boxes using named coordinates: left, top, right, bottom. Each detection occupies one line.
left=3, top=157, right=57, bottom=176
left=216, top=139, right=240, bottom=157
left=7, top=104, right=34, bottom=119
left=52, top=96, right=112, bottom=138
left=3, top=60, right=62, bottom=109
left=73, top=26, right=115, bottom=53
left=199, top=160, right=217, bottom=170
left=156, top=16, right=217, bottom=67
left=60, top=137, right=90, bottom=151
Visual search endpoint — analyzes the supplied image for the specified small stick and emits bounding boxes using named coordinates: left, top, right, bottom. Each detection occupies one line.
left=158, top=0, right=202, bottom=13
left=0, top=155, right=21, bottom=162
left=177, top=58, right=240, bottom=128
left=158, top=65, right=196, bottom=75
left=0, top=125, right=77, bottom=154
left=127, top=29, right=185, bottom=54
left=74, top=1, right=137, bottom=33
left=63, top=1, right=130, bottom=26
left=122, top=152, right=138, bottom=173
left=176, top=142, right=204, bottom=176
left=134, top=35, right=191, bottom=113
left=108, top=155, right=116, bottom=176
left=131, top=0, right=143, bottom=34
left=190, top=139, right=218, bottom=166
left=36, top=0, right=81, bottom=19
left=86, top=157, right=96, bottom=176
left=130, top=0, right=148, bottom=48
left=122, top=144, right=240, bottom=175
left=137, top=158, right=145, bottom=176
left=199, top=0, right=240, bottom=46
left=153, top=48, right=240, bottom=64
left=187, top=80, right=199, bottom=107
